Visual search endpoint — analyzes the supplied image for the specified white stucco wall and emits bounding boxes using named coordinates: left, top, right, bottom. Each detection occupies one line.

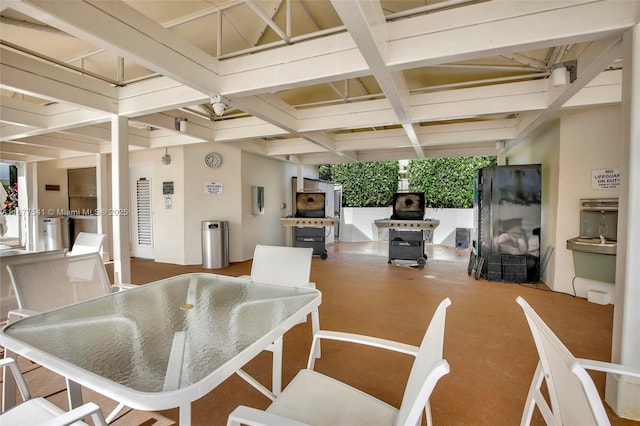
left=240, top=152, right=302, bottom=260
left=555, top=106, right=621, bottom=299
left=340, top=206, right=473, bottom=247
left=509, top=105, right=621, bottom=300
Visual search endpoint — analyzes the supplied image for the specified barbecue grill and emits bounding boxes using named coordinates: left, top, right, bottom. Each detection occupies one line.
left=280, top=191, right=337, bottom=260
left=374, top=192, right=440, bottom=265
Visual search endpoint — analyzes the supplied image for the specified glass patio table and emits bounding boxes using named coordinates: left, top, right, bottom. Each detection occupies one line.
left=0, top=273, right=321, bottom=424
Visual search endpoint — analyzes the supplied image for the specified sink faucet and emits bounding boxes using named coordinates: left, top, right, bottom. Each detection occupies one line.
left=599, top=235, right=606, bottom=244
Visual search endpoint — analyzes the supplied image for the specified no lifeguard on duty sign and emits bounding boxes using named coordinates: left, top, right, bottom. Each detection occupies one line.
left=592, top=168, right=620, bottom=190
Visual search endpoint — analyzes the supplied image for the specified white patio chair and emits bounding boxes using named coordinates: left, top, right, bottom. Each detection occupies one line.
left=0, top=357, right=107, bottom=426
left=4, top=252, right=136, bottom=418
left=516, top=296, right=640, bottom=426
left=68, top=232, right=106, bottom=256
left=6, top=252, right=126, bottom=323
left=1, top=248, right=67, bottom=324
left=228, top=297, right=451, bottom=426
left=237, top=244, right=319, bottom=396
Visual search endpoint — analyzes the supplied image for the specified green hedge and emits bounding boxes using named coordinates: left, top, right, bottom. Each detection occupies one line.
left=407, top=156, right=496, bottom=208
left=321, top=156, right=495, bottom=208
left=323, top=161, right=398, bottom=207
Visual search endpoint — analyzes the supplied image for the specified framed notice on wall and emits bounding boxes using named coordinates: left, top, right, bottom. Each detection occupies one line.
left=592, top=168, right=620, bottom=190
left=204, top=182, right=223, bottom=194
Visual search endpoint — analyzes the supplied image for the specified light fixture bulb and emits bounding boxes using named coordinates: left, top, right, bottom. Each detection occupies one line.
left=552, top=66, right=567, bottom=87
left=210, top=94, right=229, bottom=116
left=212, top=102, right=226, bottom=116
left=175, top=117, right=188, bottom=131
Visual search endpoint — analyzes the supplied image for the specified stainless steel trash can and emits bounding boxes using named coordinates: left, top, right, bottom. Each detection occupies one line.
left=201, top=220, right=229, bottom=269
left=43, top=217, right=71, bottom=250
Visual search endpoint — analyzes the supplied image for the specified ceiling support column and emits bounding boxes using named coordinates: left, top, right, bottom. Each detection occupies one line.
left=96, top=153, right=112, bottom=261
left=606, top=23, right=640, bottom=421
left=111, top=114, right=131, bottom=284
left=16, top=161, right=38, bottom=251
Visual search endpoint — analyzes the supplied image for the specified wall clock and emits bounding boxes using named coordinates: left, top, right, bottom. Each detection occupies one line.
left=204, top=152, right=222, bottom=168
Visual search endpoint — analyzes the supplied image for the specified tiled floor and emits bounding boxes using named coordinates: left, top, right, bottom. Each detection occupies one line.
left=3, top=241, right=639, bottom=425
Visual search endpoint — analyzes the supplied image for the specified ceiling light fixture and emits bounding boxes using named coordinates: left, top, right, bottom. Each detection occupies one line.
left=551, top=60, right=578, bottom=87
left=175, top=117, right=188, bottom=132
left=552, top=66, right=567, bottom=87
left=210, top=94, right=230, bottom=116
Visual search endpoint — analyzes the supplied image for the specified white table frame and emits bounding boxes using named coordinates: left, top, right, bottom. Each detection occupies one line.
left=0, top=273, right=321, bottom=424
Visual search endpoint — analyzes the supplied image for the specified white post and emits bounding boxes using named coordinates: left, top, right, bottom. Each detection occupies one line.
left=96, top=153, right=111, bottom=260
left=111, top=115, right=131, bottom=284
left=606, top=24, right=640, bottom=420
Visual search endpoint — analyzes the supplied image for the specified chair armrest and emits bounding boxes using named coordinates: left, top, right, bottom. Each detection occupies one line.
left=0, top=357, right=31, bottom=401
left=237, top=275, right=315, bottom=289
left=227, top=406, right=310, bottom=426
left=7, top=308, right=40, bottom=322
left=307, top=330, right=419, bottom=369
left=110, top=283, right=138, bottom=293
left=40, top=402, right=107, bottom=426
left=578, top=358, right=640, bottom=379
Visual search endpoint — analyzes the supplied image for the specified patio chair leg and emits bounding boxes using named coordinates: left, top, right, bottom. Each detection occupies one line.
left=66, top=378, right=84, bottom=409
left=2, top=349, right=18, bottom=411
left=311, top=308, right=321, bottom=359
left=272, top=336, right=283, bottom=396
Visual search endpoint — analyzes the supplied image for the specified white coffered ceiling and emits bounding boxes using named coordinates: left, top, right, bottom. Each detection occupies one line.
left=0, top=0, right=636, bottom=164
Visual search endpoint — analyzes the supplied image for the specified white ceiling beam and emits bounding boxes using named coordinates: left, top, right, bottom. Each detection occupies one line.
left=147, top=131, right=207, bottom=149
left=0, top=141, right=61, bottom=158
left=6, top=134, right=102, bottom=154
left=232, top=94, right=357, bottom=160
left=387, top=0, right=636, bottom=69
left=334, top=119, right=517, bottom=152
left=0, top=107, right=109, bottom=141
left=12, top=0, right=222, bottom=96
left=213, top=116, right=290, bottom=142
left=266, top=139, right=325, bottom=156
left=0, top=124, right=41, bottom=141
left=59, top=125, right=150, bottom=148
left=231, top=94, right=299, bottom=131
left=423, top=143, right=499, bottom=159
left=118, top=77, right=210, bottom=117
left=0, top=49, right=117, bottom=112
left=219, top=1, right=636, bottom=99
left=220, top=31, right=367, bottom=97
left=505, top=36, right=624, bottom=153
left=297, top=151, right=357, bottom=165
left=330, top=0, right=425, bottom=159
left=565, top=69, right=622, bottom=107
left=0, top=96, right=47, bottom=127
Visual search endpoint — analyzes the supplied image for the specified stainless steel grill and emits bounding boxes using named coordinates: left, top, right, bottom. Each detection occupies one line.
left=374, top=192, right=440, bottom=266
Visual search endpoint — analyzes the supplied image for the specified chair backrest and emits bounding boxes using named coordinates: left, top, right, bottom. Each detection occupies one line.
left=70, top=232, right=106, bottom=255
left=516, top=296, right=608, bottom=425
left=0, top=249, right=67, bottom=322
left=7, top=252, right=113, bottom=313
left=396, top=297, right=451, bottom=426
left=250, top=244, right=313, bottom=287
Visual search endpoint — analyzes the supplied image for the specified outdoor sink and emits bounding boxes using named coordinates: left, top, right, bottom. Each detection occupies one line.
left=566, top=237, right=617, bottom=255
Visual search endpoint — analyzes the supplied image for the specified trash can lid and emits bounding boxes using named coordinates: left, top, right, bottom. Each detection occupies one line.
left=202, top=220, right=228, bottom=229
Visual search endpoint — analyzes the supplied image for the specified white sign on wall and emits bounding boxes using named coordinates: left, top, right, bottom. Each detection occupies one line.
left=204, top=182, right=223, bottom=194
left=592, top=168, right=620, bottom=190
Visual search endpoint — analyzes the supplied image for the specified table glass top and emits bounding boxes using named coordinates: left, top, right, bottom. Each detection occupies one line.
left=3, top=273, right=319, bottom=393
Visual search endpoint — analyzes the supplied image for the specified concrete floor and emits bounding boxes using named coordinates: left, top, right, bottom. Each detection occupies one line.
left=3, top=241, right=639, bottom=425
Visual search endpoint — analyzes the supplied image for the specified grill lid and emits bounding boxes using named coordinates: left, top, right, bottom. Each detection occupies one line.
left=390, top=192, right=425, bottom=220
